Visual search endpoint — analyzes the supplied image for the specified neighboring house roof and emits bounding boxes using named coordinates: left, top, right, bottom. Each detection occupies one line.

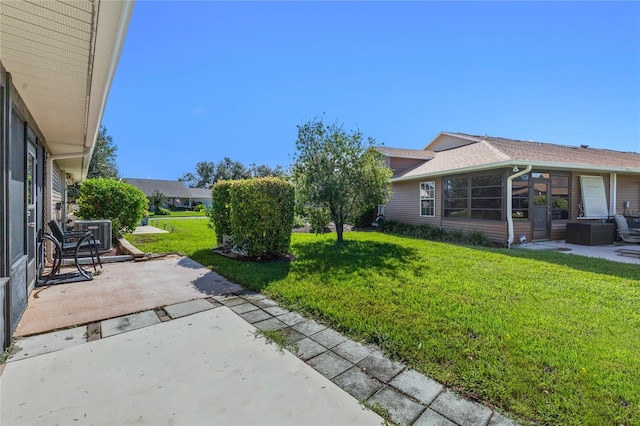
left=382, top=132, right=640, bottom=181
left=124, top=178, right=207, bottom=199
left=375, top=147, right=435, bottom=160
left=0, top=1, right=134, bottom=180
left=189, top=187, right=212, bottom=199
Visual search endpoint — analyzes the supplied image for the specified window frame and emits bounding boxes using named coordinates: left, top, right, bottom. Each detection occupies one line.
left=419, top=181, right=436, bottom=217
left=442, top=172, right=504, bottom=221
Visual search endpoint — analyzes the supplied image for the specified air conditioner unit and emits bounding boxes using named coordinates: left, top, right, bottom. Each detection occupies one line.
left=74, top=220, right=112, bottom=252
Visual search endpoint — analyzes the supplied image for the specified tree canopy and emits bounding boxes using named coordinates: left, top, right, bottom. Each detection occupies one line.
left=291, top=117, right=392, bottom=242
left=180, top=157, right=285, bottom=188
left=87, top=126, right=119, bottom=179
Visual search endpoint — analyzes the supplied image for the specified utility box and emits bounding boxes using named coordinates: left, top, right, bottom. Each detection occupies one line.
left=75, top=219, right=113, bottom=252
left=565, top=222, right=615, bottom=245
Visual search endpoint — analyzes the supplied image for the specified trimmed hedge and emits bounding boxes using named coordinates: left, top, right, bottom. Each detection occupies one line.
left=211, top=178, right=294, bottom=259
left=78, top=178, right=148, bottom=236
left=211, top=181, right=233, bottom=245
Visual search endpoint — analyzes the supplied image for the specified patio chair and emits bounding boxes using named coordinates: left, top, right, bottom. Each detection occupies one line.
left=614, top=214, right=640, bottom=244
left=46, top=220, right=102, bottom=280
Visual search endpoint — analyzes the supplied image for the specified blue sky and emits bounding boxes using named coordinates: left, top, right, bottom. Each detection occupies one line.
left=102, top=1, right=640, bottom=181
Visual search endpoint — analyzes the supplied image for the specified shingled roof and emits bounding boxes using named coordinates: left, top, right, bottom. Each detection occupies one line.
left=375, top=146, right=435, bottom=159
left=123, top=178, right=211, bottom=199
left=382, top=132, right=640, bottom=181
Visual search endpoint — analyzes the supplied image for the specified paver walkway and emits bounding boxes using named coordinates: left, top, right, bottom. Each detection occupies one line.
left=6, top=293, right=520, bottom=426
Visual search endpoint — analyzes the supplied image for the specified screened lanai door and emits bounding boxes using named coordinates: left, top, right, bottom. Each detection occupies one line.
left=26, top=139, right=37, bottom=292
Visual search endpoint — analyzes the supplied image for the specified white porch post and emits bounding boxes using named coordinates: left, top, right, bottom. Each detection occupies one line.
left=609, top=173, right=617, bottom=216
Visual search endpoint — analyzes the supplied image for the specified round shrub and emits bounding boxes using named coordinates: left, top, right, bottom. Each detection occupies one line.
left=78, top=178, right=148, bottom=236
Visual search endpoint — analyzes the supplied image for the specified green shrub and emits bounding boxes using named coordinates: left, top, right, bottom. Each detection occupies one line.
left=194, top=203, right=207, bottom=212
left=154, top=207, right=171, bottom=216
left=229, top=177, right=294, bottom=259
left=211, top=181, right=233, bottom=246
left=292, top=213, right=307, bottom=229
left=381, top=220, right=492, bottom=247
left=354, top=207, right=377, bottom=227
left=309, top=207, right=331, bottom=234
left=78, top=178, right=148, bottom=236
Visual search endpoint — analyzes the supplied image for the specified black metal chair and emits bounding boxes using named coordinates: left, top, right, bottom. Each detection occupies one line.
left=44, top=220, right=103, bottom=281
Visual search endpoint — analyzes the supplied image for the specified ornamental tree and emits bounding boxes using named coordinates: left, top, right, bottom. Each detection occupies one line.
left=291, top=117, right=392, bottom=242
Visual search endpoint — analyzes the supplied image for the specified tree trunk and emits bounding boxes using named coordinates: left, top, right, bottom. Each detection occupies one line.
left=336, top=221, right=344, bottom=242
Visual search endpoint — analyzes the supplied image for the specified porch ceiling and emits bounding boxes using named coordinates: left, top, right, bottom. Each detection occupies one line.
left=0, top=0, right=133, bottom=180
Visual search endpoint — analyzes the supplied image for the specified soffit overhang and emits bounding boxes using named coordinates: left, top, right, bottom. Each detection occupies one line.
left=0, top=0, right=134, bottom=180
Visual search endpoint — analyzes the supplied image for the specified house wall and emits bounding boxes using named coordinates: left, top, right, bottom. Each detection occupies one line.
left=616, top=174, right=640, bottom=215
left=0, top=63, right=48, bottom=350
left=1, top=63, right=9, bottom=350
left=386, top=177, right=509, bottom=243
left=51, top=164, right=64, bottom=223
left=388, top=169, right=625, bottom=244
left=386, top=178, right=441, bottom=227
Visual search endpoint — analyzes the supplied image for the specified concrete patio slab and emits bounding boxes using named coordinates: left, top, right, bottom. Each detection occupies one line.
left=1, top=308, right=382, bottom=426
left=239, top=308, right=272, bottom=324
left=516, top=240, right=640, bottom=264
left=294, top=337, right=328, bottom=361
left=292, top=319, right=327, bottom=336
left=332, top=366, right=384, bottom=401
left=414, top=409, right=457, bottom=426
left=263, top=305, right=290, bottom=316
left=390, top=369, right=444, bottom=405
left=132, top=225, right=168, bottom=234
left=253, top=317, right=288, bottom=331
left=8, top=327, right=87, bottom=362
left=163, top=298, right=215, bottom=319
left=277, top=311, right=306, bottom=326
left=333, top=339, right=375, bottom=364
left=358, top=350, right=406, bottom=382
left=489, top=412, right=520, bottom=426
left=310, top=327, right=348, bottom=349
left=14, top=256, right=245, bottom=337
left=430, top=390, right=493, bottom=426
left=101, top=311, right=160, bottom=338
left=306, top=351, right=354, bottom=379
left=369, top=386, right=426, bottom=426
left=229, top=301, right=261, bottom=314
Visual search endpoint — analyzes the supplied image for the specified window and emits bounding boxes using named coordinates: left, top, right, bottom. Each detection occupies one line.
left=511, top=174, right=529, bottom=220
left=444, top=173, right=503, bottom=220
left=420, top=181, right=435, bottom=217
left=443, top=177, right=468, bottom=218
left=552, top=175, right=570, bottom=219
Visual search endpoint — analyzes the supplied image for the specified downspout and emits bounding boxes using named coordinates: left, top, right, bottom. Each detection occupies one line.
left=609, top=173, right=617, bottom=217
left=507, top=164, right=532, bottom=249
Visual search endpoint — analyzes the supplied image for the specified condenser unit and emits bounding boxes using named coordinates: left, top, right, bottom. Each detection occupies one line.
left=74, top=219, right=112, bottom=252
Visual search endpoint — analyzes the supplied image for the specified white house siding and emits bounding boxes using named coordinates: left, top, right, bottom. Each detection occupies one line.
left=51, top=164, right=64, bottom=223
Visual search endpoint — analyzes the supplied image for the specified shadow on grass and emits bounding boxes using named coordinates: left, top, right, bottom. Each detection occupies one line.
left=188, top=248, right=292, bottom=292
left=186, top=239, right=419, bottom=293
left=292, top=239, right=420, bottom=276
left=475, top=246, right=640, bottom=281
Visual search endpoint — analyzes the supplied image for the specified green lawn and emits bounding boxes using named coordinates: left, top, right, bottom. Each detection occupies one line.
left=125, top=219, right=639, bottom=426
left=149, top=210, right=206, bottom=218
